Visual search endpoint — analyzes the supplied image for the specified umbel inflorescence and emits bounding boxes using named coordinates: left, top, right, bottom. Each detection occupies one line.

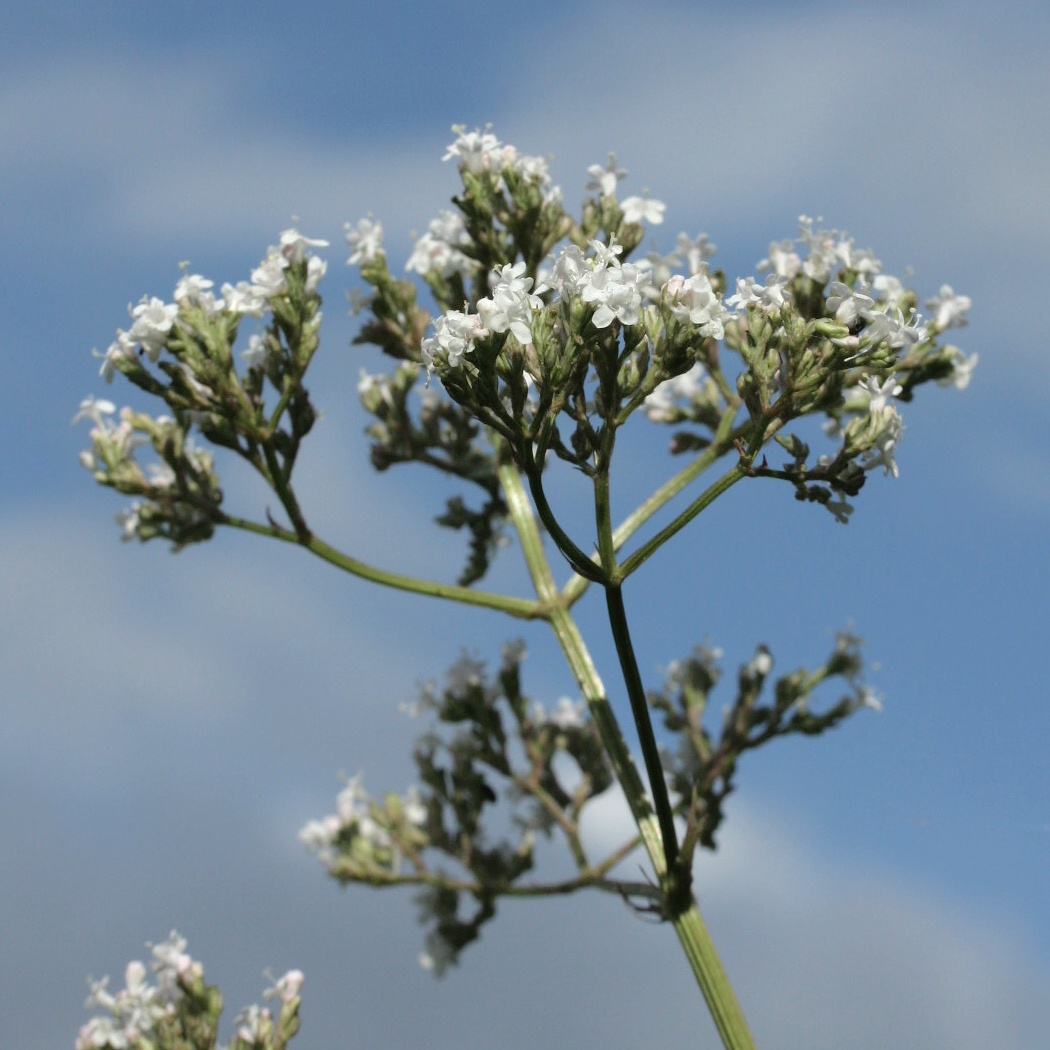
left=76, top=125, right=973, bottom=1050
left=78, top=125, right=972, bottom=552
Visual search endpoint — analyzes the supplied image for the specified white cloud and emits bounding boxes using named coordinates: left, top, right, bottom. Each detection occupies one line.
left=4, top=6, right=1047, bottom=261
left=581, top=789, right=1048, bottom=1048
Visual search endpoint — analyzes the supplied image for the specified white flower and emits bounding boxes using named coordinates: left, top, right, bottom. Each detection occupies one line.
left=621, top=193, right=665, bottom=225
left=279, top=228, right=329, bottom=265
left=758, top=238, right=801, bottom=279
left=663, top=272, right=730, bottom=338
left=824, top=490, right=854, bottom=524
left=305, top=255, right=327, bottom=293
left=173, top=274, right=223, bottom=314
left=357, top=368, right=395, bottom=408
left=72, top=395, right=117, bottom=428
left=859, top=686, right=883, bottom=712
left=421, top=309, right=484, bottom=372
left=76, top=1016, right=130, bottom=1050
left=925, top=284, right=971, bottom=330
left=842, top=243, right=881, bottom=277
left=477, top=262, right=540, bottom=344
left=854, top=375, right=903, bottom=413
left=265, top=969, right=304, bottom=1004
left=872, top=274, right=906, bottom=305
left=548, top=244, right=587, bottom=299
left=149, top=931, right=196, bottom=1002
left=676, top=232, right=717, bottom=275
left=240, top=332, right=271, bottom=370
left=402, top=786, right=428, bottom=827
left=588, top=237, right=624, bottom=268
left=234, top=1003, right=271, bottom=1042
left=866, top=404, right=905, bottom=477
left=345, top=216, right=384, bottom=265
left=797, top=216, right=842, bottom=282
left=220, top=280, right=268, bottom=317
left=826, top=281, right=875, bottom=326
left=586, top=152, right=627, bottom=196
left=97, top=331, right=137, bottom=382
left=298, top=816, right=340, bottom=857
left=443, top=124, right=503, bottom=173
left=746, top=648, right=773, bottom=677
left=250, top=248, right=289, bottom=298
left=937, top=347, right=979, bottom=389
left=147, top=461, right=176, bottom=489
left=128, top=296, right=178, bottom=360
left=580, top=261, right=649, bottom=328
left=859, top=306, right=925, bottom=351
left=726, top=274, right=790, bottom=313
left=406, top=210, right=474, bottom=280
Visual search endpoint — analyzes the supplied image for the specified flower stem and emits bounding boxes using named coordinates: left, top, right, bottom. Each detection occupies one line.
left=497, top=459, right=757, bottom=1050
left=603, top=583, right=680, bottom=875
left=219, top=512, right=541, bottom=619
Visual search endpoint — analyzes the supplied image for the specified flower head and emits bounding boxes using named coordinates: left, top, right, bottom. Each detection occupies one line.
left=663, top=272, right=730, bottom=338
left=345, top=216, right=384, bottom=266
left=279, top=228, right=329, bottom=266
left=586, top=152, right=627, bottom=197
left=621, top=193, right=666, bottom=225
left=421, top=309, right=484, bottom=373
left=443, top=125, right=505, bottom=173
left=925, top=284, right=971, bottom=331
left=128, top=296, right=178, bottom=360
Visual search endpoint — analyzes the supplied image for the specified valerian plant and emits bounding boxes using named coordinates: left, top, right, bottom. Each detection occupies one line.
left=75, top=125, right=975, bottom=1050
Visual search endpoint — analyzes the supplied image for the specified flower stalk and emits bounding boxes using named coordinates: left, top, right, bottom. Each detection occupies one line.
left=76, top=125, right=973, bottom=1050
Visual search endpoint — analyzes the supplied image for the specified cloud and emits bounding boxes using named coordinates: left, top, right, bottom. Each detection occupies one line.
left=0, top=51, right=452, bottom=251
left=4, top=5, right=1048, bottom=263
left=580, top=789, right=1048, bottom=1048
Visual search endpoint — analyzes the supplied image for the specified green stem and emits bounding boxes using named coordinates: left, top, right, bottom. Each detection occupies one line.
left=521, top=447, right=606, bottom=583
left=674, top=903, right=757, bottom=1049
left=497, top=458, right=756, bottom=1050
left=618, top=460, right=748, bottom=581
left=496, top=461, right=666, bottom=866
left=262, top=442, right=311, bottom=539
left=603, top=584, right=680, bottom=875
left=561, top=408, right=744, bottom=603
left=219, top=513, right=540, bottom=620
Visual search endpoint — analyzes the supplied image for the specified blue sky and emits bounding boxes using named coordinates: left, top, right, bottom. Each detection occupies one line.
left=2, top=1, right=1049, bottom=1047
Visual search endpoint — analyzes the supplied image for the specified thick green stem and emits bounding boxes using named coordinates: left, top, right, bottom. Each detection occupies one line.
left=497, top=460, right=757, bottom=1050
left=497, top=461, right=666, bottom=866
left=674, top=903, right=757, bottom=1048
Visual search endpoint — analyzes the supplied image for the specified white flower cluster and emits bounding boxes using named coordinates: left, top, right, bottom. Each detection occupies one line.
left=76, top=932, right=200, bottom=1050
left=478, top=262, right=543, bottom=343
left=298, top=774, right=427, bottom=868
left=443, top=124, right=558, bottom=199
left=748, top=216, right=973, bottom=372
left=663, top=272, right=731, bottom=338
left=406, top=209, right=475, bottom=281
left=420, top=308, right=484, bottom=373
left=73, top=396, right=139, bottom=468
left=421, top=231, right=737, bottom=376
left=77, top=933, right=303, bottom=1050
left=344, top=216, right=383, bottom=266
left=827, top=375, right=907, bottom=479
left=96, top=229, right=328, bottom=381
